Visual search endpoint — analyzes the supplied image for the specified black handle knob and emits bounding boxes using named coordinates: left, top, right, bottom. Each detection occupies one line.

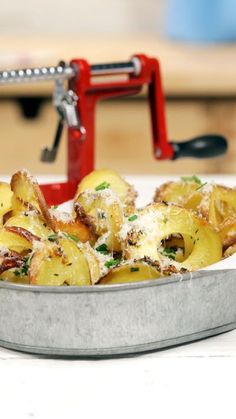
left=171, top=135, right=228, bottom=160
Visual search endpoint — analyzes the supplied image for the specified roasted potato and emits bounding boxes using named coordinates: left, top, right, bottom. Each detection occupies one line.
left=11, top=170, right=58, bottom=230
left=99, top=261, right=161, bottom=284
left=123, top=203, right=222, bottom=271
left=0, top=182, right=13, bottom=224
left=199, top=185, right=236, bottom=228
left=0, top=169, right=233, bottom=287
left=0, top=269, right=30, bottom=284
left=79, top=242, right=102, bottom=284
left=154, top=180, right=203, bottom=211
left=75, top=189, right=124, bottom=252
left=5, top=212, right=53, bottom=239
left=75, top=168, right=137, bottom=213
left=0, top=226, right=38, bottom=253
left=52, top=212, right=97, bottom=244
left=0, top=249, right=24, bottom=274
left=218, top=216, right=236, bottom=249
left=29, top=237, right=91, bottom=286
left=223, top=242, right=236, bottom=258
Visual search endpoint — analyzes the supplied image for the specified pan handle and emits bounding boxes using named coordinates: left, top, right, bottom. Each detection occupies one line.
left=171, top=135, right=228, bottom=160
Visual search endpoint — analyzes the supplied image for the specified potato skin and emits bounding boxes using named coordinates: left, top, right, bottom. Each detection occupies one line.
left=0, top=250, right=24, bottom=274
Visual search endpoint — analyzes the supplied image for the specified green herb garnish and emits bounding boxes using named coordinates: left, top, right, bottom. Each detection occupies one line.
left=96, top=243, right=109, bottom=254
left=51, top=205, right=58, bottom=210
left=65, top=233, right=80, bottom=243
left=181, top=175, right=202, bottom=185
left=130, top=267, right=139, bottom=272
left=48, top=234, right=58, bottom=242
left=128, top=214, right=138, bottom=222
left=195, top=181, right=207, bottom=191
left=162, top=247, right=177, bottom=260
left=13, top=256, right=31, bottom=277
left=95, top=181, right=110, bottom=191
left=105, top=259, right=120, bottom=269
left=13, top=270, right=21, bottom=277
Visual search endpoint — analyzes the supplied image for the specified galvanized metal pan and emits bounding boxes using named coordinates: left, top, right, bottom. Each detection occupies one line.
left=0, top=269, right=235, bottom=357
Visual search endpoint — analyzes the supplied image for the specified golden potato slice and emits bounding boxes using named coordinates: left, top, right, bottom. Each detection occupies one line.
left=79, top=242, right=102, bottom=284
left=29, top=237, right=91, bottom=286
left=0, top=269, right=29, bottom=284
left=11, top=170, right=57, bottom=231
left=124, top=204, right=222, bottom=271
left=224, top=242, right=236, bottom=258
left=75, top=189, right=124, bottom=252
left=75, top=168, right=137, bottom=211
left=5, top=212, right=53, bottom=239
left=99, top=261, right=161, bottom=284
left=0, top=226, right=38, bottom=253
left=218, top=216, right=236, bottom=248
left=199, top=185, right=236, bottom=228
left=0, top=183, right=13, bottom=224
left=154, top=180, right=203, bottom=211
left=53, top=215, right=96, bottom=244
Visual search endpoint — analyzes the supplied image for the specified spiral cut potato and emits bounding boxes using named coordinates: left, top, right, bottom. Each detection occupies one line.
left=123, top=204, right=222, bottom=271
left=154, top=176, right=236, bottom=257
left=154, top=179, right=203, bottom=211
left=0, top=169, right=234, bottom=286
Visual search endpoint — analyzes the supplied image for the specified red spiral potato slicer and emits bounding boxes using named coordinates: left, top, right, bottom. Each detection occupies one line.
left=0, top=54, right=227, bottom=205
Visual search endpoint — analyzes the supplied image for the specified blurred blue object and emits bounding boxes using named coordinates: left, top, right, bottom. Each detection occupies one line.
left=166, top=0, right=236, bottom=42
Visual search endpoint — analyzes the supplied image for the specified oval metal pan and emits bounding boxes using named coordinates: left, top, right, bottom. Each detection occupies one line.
left=0, top=269, right=235, bottom=357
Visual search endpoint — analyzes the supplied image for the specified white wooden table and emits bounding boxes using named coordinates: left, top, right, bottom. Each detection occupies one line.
left=0, top=174, right=235, bottom=419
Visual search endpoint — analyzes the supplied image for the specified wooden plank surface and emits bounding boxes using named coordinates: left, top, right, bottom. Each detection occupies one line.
left=0, top=99, right=234, bottom=176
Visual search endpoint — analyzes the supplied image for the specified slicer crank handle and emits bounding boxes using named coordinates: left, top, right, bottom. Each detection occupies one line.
left=171, top=135, right=228, bottom=160
left=40, top=118, right=64, bottom=163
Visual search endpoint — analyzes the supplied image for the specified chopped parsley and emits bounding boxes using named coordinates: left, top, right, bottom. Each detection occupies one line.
left=105, top=258, right=120, bottom=269
left=14, top=256, right=31, bottom=277
left=64, top=233, right=80, bottom=243
left=96, top=243, right=109, bottom=255
left=14, top=270, right=21, bottom=277
left=48, top=234, right=58, bottom=242
left=181, top=175, right=202, bottom=185
left=130, top=267, right=139, bottom=272
left=128, top=214, right=138, bottom=222
left=195, top=181, right=207, bottom=191
left=51, top=205, right=58, bottom=210
left=95, top=181, right=110, bottom=191
left=162, top=247, right=177, bottom=260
